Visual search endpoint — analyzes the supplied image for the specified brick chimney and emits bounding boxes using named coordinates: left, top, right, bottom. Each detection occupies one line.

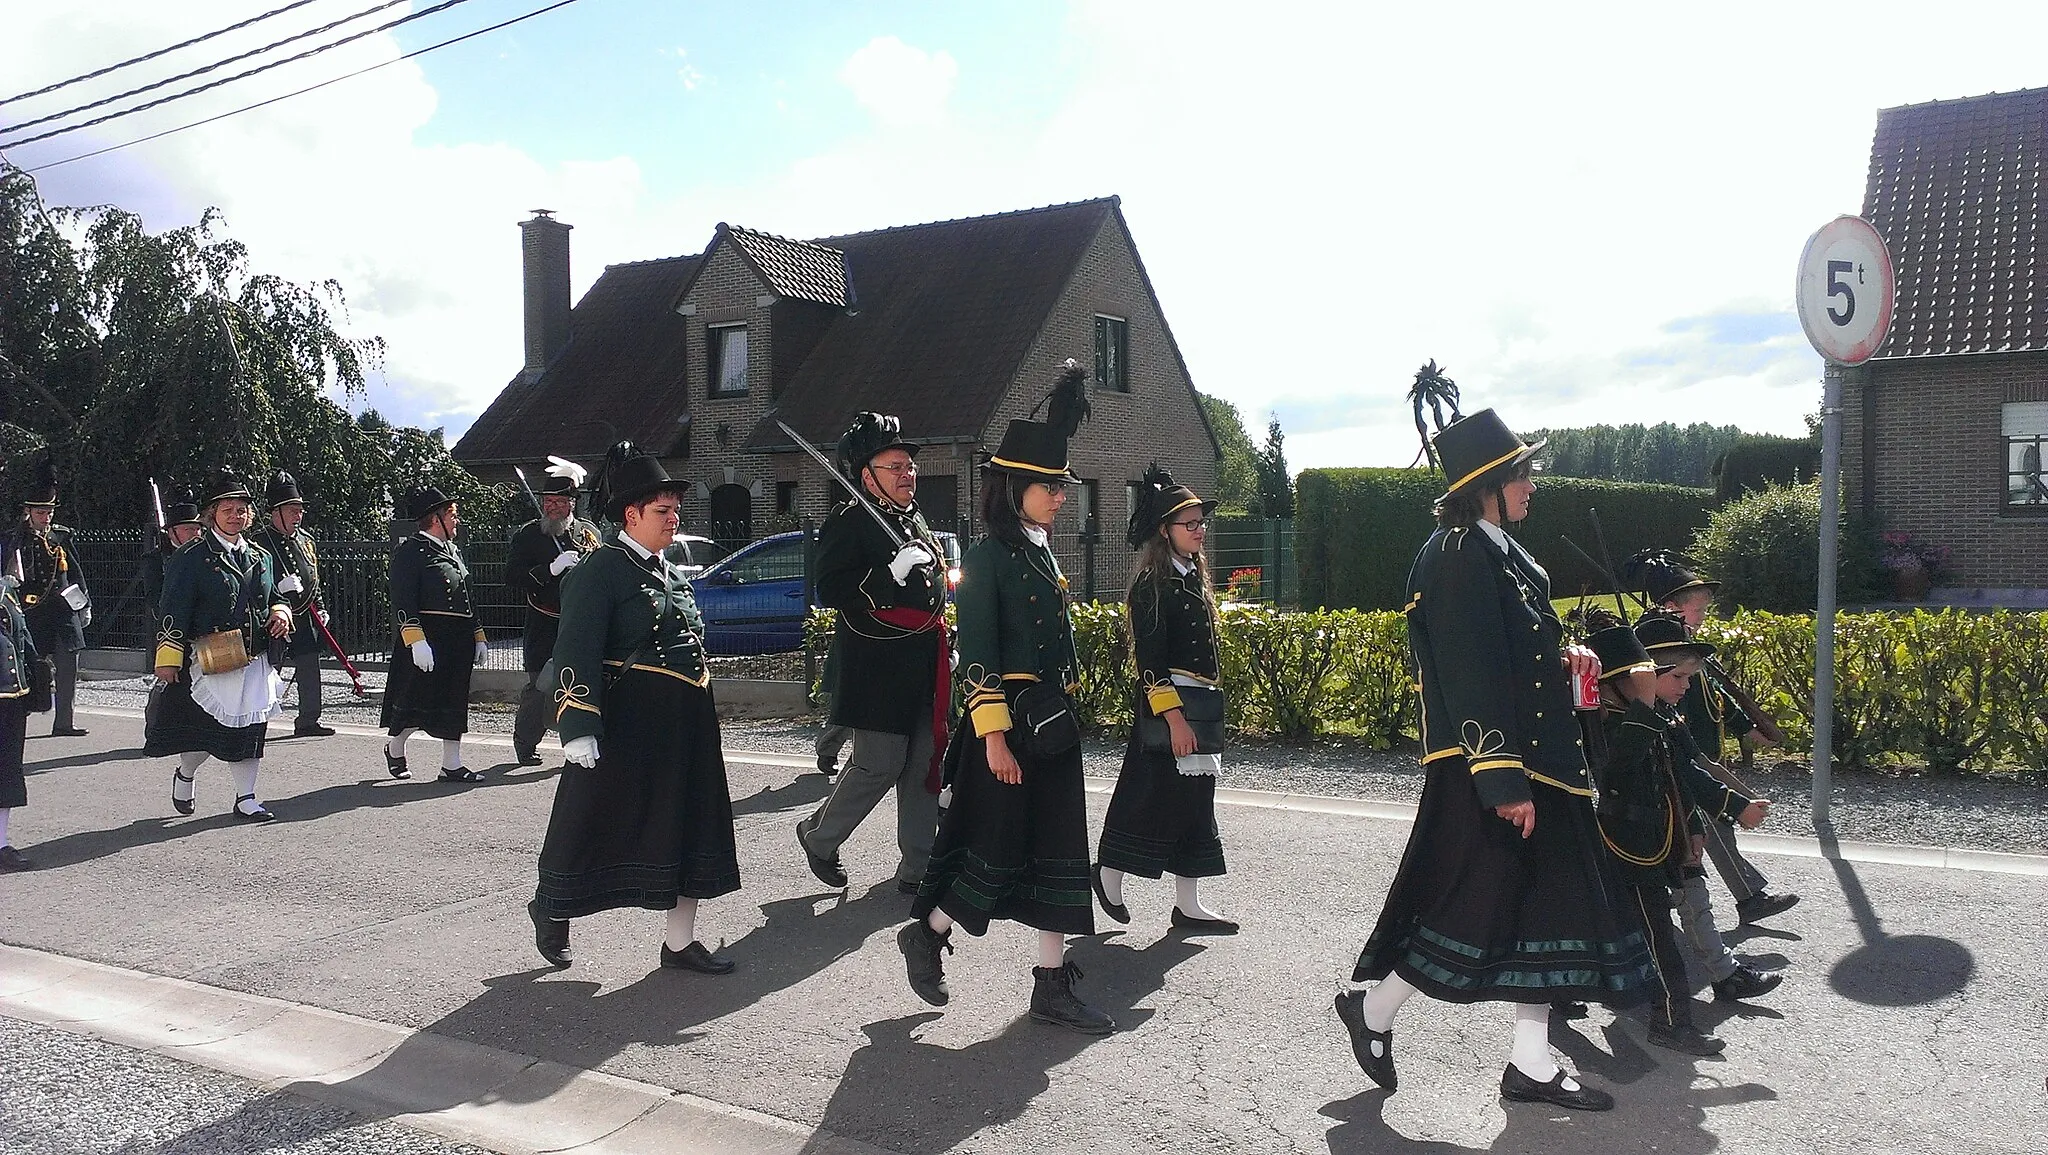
left=519, top=210, right=572, bottom=384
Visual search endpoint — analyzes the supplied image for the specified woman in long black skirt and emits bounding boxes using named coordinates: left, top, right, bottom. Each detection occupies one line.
left=1094, top=464, right=1233, bottom=933
left=897, top=366, right=1111, bottom=1033
left=1334, top=408, right=1652, bottom=1112
left=1, top=575, right=40, bottom=870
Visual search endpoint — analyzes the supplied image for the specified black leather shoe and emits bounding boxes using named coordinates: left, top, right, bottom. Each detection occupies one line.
left=1170, top=907, right=1238, bottom=935
left=1551, top=1000, right=1589, bottom=1021
left=171, top=769, right=196, bottom=816
left=816, top=753, right=839, bottom=777
left=527, top=899, right=571, bottom=968
left=232, top=795, right=276, bottom=823
left=0, top=846, right=32, bottom=872
left=897, top=920, right=952, bottom=1006
left=514, top=748, right=544, bottom=766
left=1736, top=891, right=1801, bottom=924
left=385, top=750, right=411, bottom=779
left=1029, top=962, right=1114, bottom=1035
left=1648, top=1022, right=1727, bottom=1056
left=1712, top=964, right=1783, bottom=1003
left=1091, top=864, right=1129, bottom=924
left=797, top=821, right=847, bottom=889
left=1500, top=1064, right=1614, bottom=1111
left=293, top=723, right=337, bottom=737
left=1334, top=990, right=1397, bottom=1091
left=661, top=940, right=735, bottom=974
left=50, top=726, right=88, bottom=737
left=438, top=767, right=484, bottom=783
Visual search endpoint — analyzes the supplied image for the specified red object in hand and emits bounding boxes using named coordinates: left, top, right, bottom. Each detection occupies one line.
left=1571, top=664, right=1599, bottom=710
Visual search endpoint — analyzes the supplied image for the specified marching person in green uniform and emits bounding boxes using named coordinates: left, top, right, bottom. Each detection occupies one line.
left=2, top=567, right=44, bottom=869
left=527, top=444, right=740, bottom=973
left=146, top=476, right=294, bottom=822
left=252, top=472, right=335, bottom=738
left=1336, top=408, right=1651, bottom=1111
left=3, top=458, right=91, bottom=737
left=140, top=489, right=203, bottom=735
left=795, top=412, right=948, bottom=895
left=1627, top=549, right=1801, bottom=927
left=1093, top=464, right=1234, bottom=933
left=504, top=457, right=598, bottom=765
left=898, top=363, right=1113, bottom=1035
left=381, top=487, right=487, bottom=782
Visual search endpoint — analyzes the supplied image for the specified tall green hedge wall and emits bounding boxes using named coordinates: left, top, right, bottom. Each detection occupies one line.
left=1296, top=468, right=1715, bottom=610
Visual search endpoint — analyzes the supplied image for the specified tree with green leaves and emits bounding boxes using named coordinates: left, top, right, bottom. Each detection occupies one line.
left=1406, top=359, right=1459, bottom=469
left=1253, top=416, right=1293, bottom=520
left=1197, top=392, right=1259, bottom=515
left=1, top=165, right=496, bottom=537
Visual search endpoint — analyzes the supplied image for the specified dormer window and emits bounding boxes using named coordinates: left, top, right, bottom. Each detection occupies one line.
left=710, top=323, right=749, bottom=397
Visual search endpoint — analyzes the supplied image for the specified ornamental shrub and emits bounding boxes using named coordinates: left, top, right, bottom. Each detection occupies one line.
left=1690, top=481, right=1883, bottom=613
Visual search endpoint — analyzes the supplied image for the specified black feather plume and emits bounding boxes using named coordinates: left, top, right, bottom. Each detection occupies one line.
left=1043, top=361, right=1091, bottom=439
left=1127, top=462, right=1175, bottom=547
left=592, top=441, right=642, bottom=521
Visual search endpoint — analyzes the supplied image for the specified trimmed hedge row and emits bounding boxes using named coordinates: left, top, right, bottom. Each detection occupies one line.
left=1295, top=468, right=1714, bottom=611
left=809, top=606, right=2048, bottom=774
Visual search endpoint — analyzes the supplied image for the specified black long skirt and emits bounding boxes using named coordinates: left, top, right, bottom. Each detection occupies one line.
left=1096, top=732, right=1225, bottom=879
left=143, top=676, right=267, bottom=763
left=912, top=720, right=1094, bottom=937
left=1, top=702, right=26, bottom=808
left=1354, top=758, right=1653, bottom=1007
left=533, top=668, right=740, bottom=919
left=379, top=614, right=474, bottom=739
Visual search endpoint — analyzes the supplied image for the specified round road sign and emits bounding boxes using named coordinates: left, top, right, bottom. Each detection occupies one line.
left=1796, top=216, right=1895, bottom=365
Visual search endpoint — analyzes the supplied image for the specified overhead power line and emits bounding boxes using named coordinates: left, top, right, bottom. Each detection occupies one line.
left=16, top=0, right=590, bottom=174
left=0, top=0, right=328, bottom=108
left=1, top=0, right=447, bottom=143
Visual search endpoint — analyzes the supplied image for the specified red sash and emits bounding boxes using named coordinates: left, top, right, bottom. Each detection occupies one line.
left=870, top=606, right=949, bottom=793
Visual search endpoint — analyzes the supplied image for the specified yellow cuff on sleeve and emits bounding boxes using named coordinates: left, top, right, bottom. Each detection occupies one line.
left=1468, top=756, right=1526, bottom=775
left=1146, top=684, right=1184, bottom=716
left=474, top=627, right=488, bottom=643
left=154, top=642, right=185, bottom=668
left=400, top=624, right=425, bottom=646
left=970, top=701, right=1013, bottom=737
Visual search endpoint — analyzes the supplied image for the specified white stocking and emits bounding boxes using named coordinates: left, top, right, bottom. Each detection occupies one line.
left=1174, top=874, right=1222, bottom=920
left=230, top=759, right=262, bottom=814
left=441, top=739, right=463, bottom=771
left=0, top=807, right=11, bottom=846
left=1510, top=1002, right=1571, bottom=1085
left=173, top=751, right=205, bottom=804
left=927, top=908, right=954, bottom=934
left=386, top=729, right=416, bottom=759
left=665, top=898, right=699, bottom=950
left=1036, top=930, right=1065, bottom=969
left=1098, top=866, right=1126, bottom=906
left=1360, top=970, right=1417, bottom=1033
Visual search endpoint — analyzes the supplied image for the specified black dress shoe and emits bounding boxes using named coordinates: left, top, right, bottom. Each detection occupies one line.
left=796, top=821, right=847, bottom=889
left=1712, top=964, right=1783, bottom=1002
left=816, top=754, right=840, bottom=777
left=1648, top=1022, right=1727, bottom=1056
left=513, top=748, right=544, bottom=766
left=1091, top=864, right=1129, bottom=924
left=1500, top=1064, right=1614, bottom=1111
left=527, top=899, right=572, bottom=967
left=661, top=940, right=735, bottom=974
left=897, top=877, right=922, bottom=896
left=438, top=767, right=485, bottom=783
left=1736, top=891, right=1801, bottom=924
left=172, top=769, right=196, bottom=816
left=50, top=726, right=88, bottom=737
left=231, top=795, right=276, bottom=823
left=385, top=750, right=412, bottom=779
left=1334, top=990, right=1397, bottom=1091
left=293, top=723, right=337, bottom=737
left=0, top=846, right=33, bottom=872
left=1170, top=907, right=1238, bottom=935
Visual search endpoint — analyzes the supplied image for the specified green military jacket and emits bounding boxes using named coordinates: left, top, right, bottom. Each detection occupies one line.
left=1594, top=699, right=1751, bottom=885
left=252, top=523, right=323, bottom=657
left=1680, top=670, right=1753, bottom=764
left=389, top=532, right=482, bottom=650
left=550, top=532, right=711, bottom=743
left=1129, top=562, right=1219, bottom=719
left=815, top=496, right=945, bottom=735
left=957, top=532, right=1077, bottom=738
left=153, top=533, right=289, bottom=670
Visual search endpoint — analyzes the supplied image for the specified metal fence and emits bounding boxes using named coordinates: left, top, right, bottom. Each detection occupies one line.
left=66, top=517, right=1297, bottom=678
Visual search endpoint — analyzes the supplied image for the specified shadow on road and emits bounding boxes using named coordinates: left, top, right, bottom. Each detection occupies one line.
left=1320, top=1072, right=1775, bottom=1153
left=1814, top=822, right=1975, bottom=1007
left=24, top=746, right=146, bottom=773
left=731, top=771, right=831, bottom=818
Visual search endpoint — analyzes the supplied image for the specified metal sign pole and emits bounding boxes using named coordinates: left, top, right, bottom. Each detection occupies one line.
left=1812, top=365, right=1843, bottom=827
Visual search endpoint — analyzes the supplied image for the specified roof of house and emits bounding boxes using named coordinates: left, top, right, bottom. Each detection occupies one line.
left=452, top=254, right=700, bottom=462
left=715, top=223, right=847, bottom=306
left=1863, top=86, right=2048, bottom=359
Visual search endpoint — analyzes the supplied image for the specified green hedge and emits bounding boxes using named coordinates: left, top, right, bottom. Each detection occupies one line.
left=1712, top=433, right=1820, bottom=501
left=1295, top=468, right=1713, bottom=610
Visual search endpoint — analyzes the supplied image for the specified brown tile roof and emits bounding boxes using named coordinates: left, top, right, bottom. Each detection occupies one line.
left=1863, top=87, right=2048, bottom=358
left=744, top=197, right=1119, bottom=450
left=720, top=224, right=847, bottom=306
left=452, top=255, right=700, bottom=462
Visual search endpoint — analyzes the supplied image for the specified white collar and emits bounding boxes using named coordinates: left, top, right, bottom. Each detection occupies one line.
left=1022, top=524, right=1049, bottom=548
left=619, top=533, right=659, bottom=562
left=1172, top=555, right=1196, bottom=576
left=1476, top=519, right=1513, bottom=552
left=211, top=528, right=247, bottom=553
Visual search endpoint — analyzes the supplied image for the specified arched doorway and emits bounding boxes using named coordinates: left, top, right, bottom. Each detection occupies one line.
left=708, top=483, right=752, bottom=547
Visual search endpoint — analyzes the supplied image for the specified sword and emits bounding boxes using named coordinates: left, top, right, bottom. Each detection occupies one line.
left=512, top=466, right=544, bottom=515
left=149, top=478, right=166, bottom=534
left=774, top=419, right=907, bottom=548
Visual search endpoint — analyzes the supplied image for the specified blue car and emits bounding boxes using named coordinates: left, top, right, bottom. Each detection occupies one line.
left=688, top=529, right=961, bottom=656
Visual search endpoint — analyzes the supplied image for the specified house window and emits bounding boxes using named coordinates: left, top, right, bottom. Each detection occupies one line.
left=1078, top=478, right=1100, bottom=538
left=775, top=480, right=797, bottom=516
left=709, top=324, right=748, bottom=397
left=2003, top=401, right=2048, bottom=511
left=1094, top=315, right=1129, bottom=392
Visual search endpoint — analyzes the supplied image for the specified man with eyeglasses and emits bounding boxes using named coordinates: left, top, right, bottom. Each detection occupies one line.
left=796, top=412, right=949, bottom=896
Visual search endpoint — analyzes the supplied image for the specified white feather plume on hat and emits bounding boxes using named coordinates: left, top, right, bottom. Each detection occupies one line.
left=544, top=455, right=588, bottom=489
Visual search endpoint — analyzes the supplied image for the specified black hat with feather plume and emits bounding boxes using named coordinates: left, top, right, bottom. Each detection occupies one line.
left=1623, top=548, right=1719, bottom=605
left=986, top=360, right=1090, bottom=484
left=266, top=470, right=306, bottom=510
left=593, top=441, right=677, bottom=521
left=1576, top=605, right=1656, bottom=682
left=836, top=412, right=917, bottom=477
left=19, top=455, right=58, bottom=509
left=1430, top=408, right=1544, bottom=504
left=1633, top=606, right=1714, bottom=668
left=1127, top=462, right=1215, bottom=549
left=163, top=486, right=201, bottom=528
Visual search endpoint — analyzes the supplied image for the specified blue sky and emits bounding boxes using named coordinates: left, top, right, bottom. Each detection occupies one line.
left=9, top=1, right=2048, bottom=469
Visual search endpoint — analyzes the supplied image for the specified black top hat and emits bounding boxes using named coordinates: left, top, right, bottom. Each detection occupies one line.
left=593, top=442, right=677, bottom=521
left=837, top=412, right=918, bottom=476
left=1633, top=608, right=1713, bottom=668
left=202, top=475, right=255, bottom=507
left=987, top=362, right=1090, bottom=484
left=1577, top=606, right=1655, bottom=681
left=19, top=457, right=57, bottom=509
left=164, top=488, right=201, bottom=528
left=1431, top=409, right=1544, bottom=502
left=404, top=486, right=456, bottom=522
left=1127, top=462, right=1216, bottom=549
left=540, top=454, right=587, bottom=496
left=1624, top=549, right=1720, bottom=605
left=266, top=470, right=305, bottom=510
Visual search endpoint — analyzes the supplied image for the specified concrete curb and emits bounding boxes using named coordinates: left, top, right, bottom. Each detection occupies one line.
left=0, top=943, right=889, bottom=1155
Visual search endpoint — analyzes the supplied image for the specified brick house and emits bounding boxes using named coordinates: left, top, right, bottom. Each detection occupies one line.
left=452, top=198, right=1218, bottom=548
left=1842, top=87, right=2048, bottom=593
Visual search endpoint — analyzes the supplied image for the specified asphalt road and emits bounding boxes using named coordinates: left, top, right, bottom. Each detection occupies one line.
left=3, top=709, right=2044, bottom=1154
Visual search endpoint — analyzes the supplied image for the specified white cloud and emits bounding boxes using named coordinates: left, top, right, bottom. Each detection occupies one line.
left=837, top=35, right=958, bottom=129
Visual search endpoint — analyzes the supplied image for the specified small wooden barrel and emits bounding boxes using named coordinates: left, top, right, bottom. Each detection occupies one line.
left=194, top=629, right=250, bottom=675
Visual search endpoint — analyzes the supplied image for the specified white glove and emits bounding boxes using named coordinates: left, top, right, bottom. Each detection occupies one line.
left=887, top=543, right=935, bottom=585
left=549, top=551, right=581, bottom=576
left=563, top=735, right=600, bottom=767
left=60, top=584, right=88, bottom=611
left=277, top=574, right=304, bottom=595
left=474, top=640, right=490, bottom=663
left=313, top=607, right=329, bottom=627
left=410, top=639, right=435, bottom=672
left=82, top=606, right=93, bottom=627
